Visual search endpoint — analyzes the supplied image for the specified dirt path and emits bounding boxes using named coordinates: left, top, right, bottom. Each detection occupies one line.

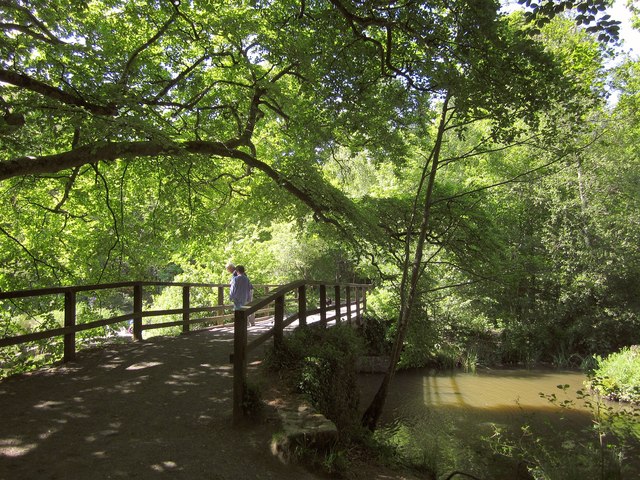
left=0, top=325, right=321, bottom=480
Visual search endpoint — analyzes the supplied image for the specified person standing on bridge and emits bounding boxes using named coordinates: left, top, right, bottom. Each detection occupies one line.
left=229, top=265, right=254, bottom=325
left=227, top=262, right=255, bottom=325
left=225, top=262, right=237, bottom=277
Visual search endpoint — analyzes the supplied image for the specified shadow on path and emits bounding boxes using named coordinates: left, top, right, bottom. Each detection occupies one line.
left=0, top=324, right=320, bottom=480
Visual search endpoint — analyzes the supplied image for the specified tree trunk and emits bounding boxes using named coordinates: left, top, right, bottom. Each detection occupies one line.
left=362, top=93, right=451, bottom=431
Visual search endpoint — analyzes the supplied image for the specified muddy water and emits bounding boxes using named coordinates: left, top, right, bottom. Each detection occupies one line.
left=357, top=368, right=629, bottom=479
left=359, top=368, right=590, bottom=420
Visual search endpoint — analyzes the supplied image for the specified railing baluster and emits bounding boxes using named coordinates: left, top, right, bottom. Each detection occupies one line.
left=363, top=285, right=368, bottom=312
left=346, top=285, right=352, bottom=324
left=274, top=294, right=284, bottom=349
left=319, top=285, right=327, bottom=327
left=298, top=285, right=307, bottom=326
left=63, top=290, right=76, bottom=362
left=133, top=284, right=143, bottom=341
left=217, top=286, right=224, bottom=324
left=334, top=285, right=341, bottom=324
left=182, top=285, right=190, bottom=334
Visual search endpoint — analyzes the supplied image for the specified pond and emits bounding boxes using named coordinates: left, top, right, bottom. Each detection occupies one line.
left=358, top=368, right=640, bottom=479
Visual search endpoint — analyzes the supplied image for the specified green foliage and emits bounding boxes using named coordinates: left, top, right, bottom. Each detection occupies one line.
left=241, top=382, right=264, bottom=419
left=0, top=340, right=62, bottom=379
left=518, top=0, right=621, bottom=44
left=366, top=288, right=400, bottom=323
left=372, top=417, right=484, bottom=479
left=589, top=347, right=640, bottom=404
left=397, top=315, right=440, bottom=370
left=357, top=315, right=393, bottom=356
left=288, top=443, right=350, bottom=477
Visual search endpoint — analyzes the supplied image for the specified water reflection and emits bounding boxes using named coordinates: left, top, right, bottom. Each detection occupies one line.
left=410, top=368, right=586, bottom=410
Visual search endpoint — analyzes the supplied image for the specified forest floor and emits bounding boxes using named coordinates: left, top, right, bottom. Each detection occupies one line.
left=0, top=323, right=419, bottom=480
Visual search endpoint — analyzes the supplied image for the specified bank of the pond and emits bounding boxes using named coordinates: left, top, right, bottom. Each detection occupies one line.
left=358, top=367, right=640, bottom=480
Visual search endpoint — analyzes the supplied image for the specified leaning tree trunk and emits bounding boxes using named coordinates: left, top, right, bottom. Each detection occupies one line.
left=362, top=94, right=452, bottom=431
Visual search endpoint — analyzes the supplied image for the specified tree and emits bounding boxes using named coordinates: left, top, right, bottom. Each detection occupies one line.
left=0, top=0, right=392, bottom=286
left=344, top=3, right=614, bottom=428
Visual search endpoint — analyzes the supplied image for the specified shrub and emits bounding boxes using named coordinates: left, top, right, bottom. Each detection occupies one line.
left=265, top=324, right=364, bottom=433
left=357, top=315, right=393, bottom=356
left=589, top=346, right=640, bottom=404
left=242, top=382, right=264, bottom=419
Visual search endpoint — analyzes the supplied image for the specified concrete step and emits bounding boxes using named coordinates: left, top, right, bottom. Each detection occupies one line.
left=270, top=403, right=338, bottom=464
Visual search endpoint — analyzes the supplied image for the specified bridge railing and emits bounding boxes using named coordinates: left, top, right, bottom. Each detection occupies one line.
left=0, top=279, right=371, bottom=423
left=232, top=280, right=370, bottom=423
left=0, top=281, right=278, bottom=363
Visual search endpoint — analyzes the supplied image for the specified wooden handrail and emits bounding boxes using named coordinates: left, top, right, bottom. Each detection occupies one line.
left=0, top=280, right=246, bottom=300
left=0, top=281, right=277, bottom=353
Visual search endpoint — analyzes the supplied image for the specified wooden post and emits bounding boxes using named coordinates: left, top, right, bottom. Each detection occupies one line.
left=334, top=285, right=341, bottom=324
left=319, top=284, right=327, bottom=327
left=298, top=284, right=307, bottom=327
left=182, top=285, right=190, bottom=334
left=232, top=308, right=248, bottom=424
left=63, top=290, right=76, bottom=362
left=355, top=287, right=361, bottom=325
left=346, top=285, right=352, bottom=324
left=217, top=286, right=224, bottom=324
left=133, top=284, right=143, bottom=341
left=273, top=295, right=284, bottom=350
left=274, top=295, right=284, bottom=349
left=363, top=286, right=367, bottom=312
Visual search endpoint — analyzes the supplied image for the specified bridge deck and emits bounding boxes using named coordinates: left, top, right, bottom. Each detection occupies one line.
left=0, top=319, right=323, bottom=480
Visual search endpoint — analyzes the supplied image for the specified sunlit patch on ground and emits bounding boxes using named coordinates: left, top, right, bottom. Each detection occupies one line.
left=0, top=438, right=38, bottom=457
left=125, top=361, right=163, bottom=371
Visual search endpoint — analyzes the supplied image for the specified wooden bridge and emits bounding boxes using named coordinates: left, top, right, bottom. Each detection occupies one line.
left=0, top=280, right=370, bottom=423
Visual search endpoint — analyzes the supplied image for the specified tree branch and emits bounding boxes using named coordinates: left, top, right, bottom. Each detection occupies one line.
left=0, top=69, right=118, bottom=116
left=150, top=54, right=208, bottom=103
left=119, top=11, right=178, bottom=86
left=91, top=164, right=120, bottom=283
left=0, top=0, right=66, bottom=44
left=0, top=22, right=66, bottom=45
left=0, top=139, right=340, bottom=227
left=0, top=224, right=61, bottom=282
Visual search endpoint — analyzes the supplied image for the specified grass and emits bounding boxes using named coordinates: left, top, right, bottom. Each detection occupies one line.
left=589, top=347, right=640, bottom=404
